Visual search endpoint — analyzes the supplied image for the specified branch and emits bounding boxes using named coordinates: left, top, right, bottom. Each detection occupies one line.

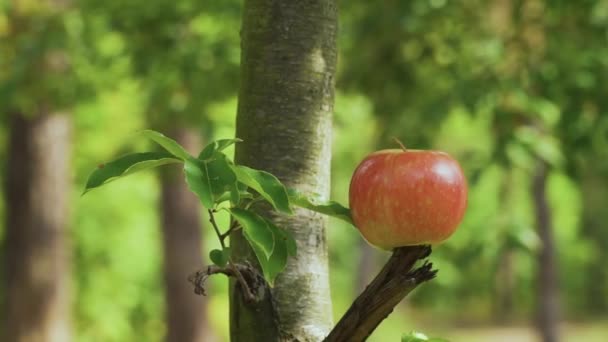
left=188, top=262, right=264, bottom=304
left=205, top=209, right=257, bottom=303
left=324, top=245, right=437, bottom=342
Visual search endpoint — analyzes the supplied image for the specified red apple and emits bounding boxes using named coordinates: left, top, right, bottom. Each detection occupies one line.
left=349, top=148, right=468, bottom=249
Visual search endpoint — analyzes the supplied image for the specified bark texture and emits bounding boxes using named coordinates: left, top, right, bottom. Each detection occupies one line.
left=160, top=128, right=214, bottom=342
left=532, top=161, right=560, bottom=342
left=230, top=0, right=338, bottom=340
left=324, top=246, right=436, bottom=342
left=3, top=112, right=72, bottom=342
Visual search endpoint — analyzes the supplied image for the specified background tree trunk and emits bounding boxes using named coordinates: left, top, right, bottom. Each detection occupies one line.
left=3, top=112, right=71, bottom=342
left=532, top=161, right=560, bottom=342
left=160, top=127, right=214, bottom=342
left=356, top=240, right=376, bottom=295
left=494, top=168, right=515, bottom=323
left=230, top=0, right=338, bottom=340
left=580, top=167, right=608, bottom=313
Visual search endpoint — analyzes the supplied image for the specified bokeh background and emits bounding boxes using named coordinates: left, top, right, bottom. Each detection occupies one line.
left=2, top=0, right=608, bottom=341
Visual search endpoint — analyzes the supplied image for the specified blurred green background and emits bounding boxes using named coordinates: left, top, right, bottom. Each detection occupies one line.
left=2, top=0, right=608, bottom=341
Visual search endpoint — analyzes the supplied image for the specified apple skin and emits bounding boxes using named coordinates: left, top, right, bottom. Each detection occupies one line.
left=349, top=149, right=468, bottom=249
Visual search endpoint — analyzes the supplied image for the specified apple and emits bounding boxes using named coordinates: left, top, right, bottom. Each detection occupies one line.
left=349, top=147, right=467, bottom=249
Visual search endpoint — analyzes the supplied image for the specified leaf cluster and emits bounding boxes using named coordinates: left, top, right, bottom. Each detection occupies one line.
left=84, top=130, right=352, bottom=284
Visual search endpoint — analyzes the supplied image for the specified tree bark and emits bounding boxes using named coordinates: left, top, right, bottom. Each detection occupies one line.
left=230, top=0, right=338, bottom=340
left=325, top=246, right=436, bottom=342
left=160, top=127, right=214, bottom=342
left=532, top=161, right=560, bottom=342
left=3, top=112, right=72, bottom=342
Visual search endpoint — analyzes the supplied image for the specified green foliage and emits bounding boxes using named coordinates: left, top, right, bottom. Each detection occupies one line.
left=184, top=159, right=214, bottom=208
left=402, top=331, right=449, bottom=342
left=229, top=208, right=296, bottom=284
left=83, top=130, right=349, bottom=285
left=287, top=188, right=353, bottom=225
left=83, top=152, right=180, bottom=193
left=210, top=248, right=230, bottom=267
left=233, top=165, right=293, bottom=215
left=198, top=138, right=242, bottom=159
left=142, top=130, right=193, bottom=161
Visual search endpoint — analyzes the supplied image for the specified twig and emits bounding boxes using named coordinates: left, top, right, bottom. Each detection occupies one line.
left=219, top=220, right=240, bottom=241
left=324, top=245, right=437, bottom=342
left=208, top=209, right=226, bottom=248
left=206, top=209, right=256, bottom=303
left=188, top=262, right=262, bottom=304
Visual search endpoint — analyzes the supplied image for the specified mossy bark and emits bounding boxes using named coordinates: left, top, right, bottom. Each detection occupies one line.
left=230, top=0, right=338, bottom=340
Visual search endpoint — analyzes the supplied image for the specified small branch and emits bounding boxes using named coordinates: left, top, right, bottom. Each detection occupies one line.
left=188, top=262, right=262, bottom=304
left=219, top=220, right=240, bottom=242
left=188, top=264, right=237, bottom=296
left=228, top=260, right=256, bottom=303
left=324, top=245, right=437, bottom=342
left=205, top=209, right=257, bottom=303
left=208, top=209, right=226, bottom=248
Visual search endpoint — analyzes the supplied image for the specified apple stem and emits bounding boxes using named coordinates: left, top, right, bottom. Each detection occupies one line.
left=392, top=137, right=407, bottom=151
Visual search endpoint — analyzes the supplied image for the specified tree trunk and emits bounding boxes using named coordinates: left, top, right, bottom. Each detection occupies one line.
left=494, top=169, right=515, bottom=323
left=3, top=112, right=72, bottom=342
left=230, top=0, right=338, bottom=340
left=160, top=127, right=214, bottom=342
left=580, top=167, right=608, bottom=313
left=532, top=161, right=560, bottom=342
left=494, top=249, right=515, bottom=323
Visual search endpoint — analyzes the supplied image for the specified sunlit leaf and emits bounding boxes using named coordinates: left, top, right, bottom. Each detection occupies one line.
left=83, top=152, right=180, bottom=194
left=198, top=138, right=243, bottom=160
left=142, top=129, right=192, bottom=160
left=256, top=218, right=296, bottom=284
left=288, top=189, right=353, bottom=225
left=267, top=220, right=297, bottom=257
left=233, top=165, right=292, bottom=214
left=229, top=208, right=274, bottom=258
left=229, top=183, right=241, bottom=206
left=402, top=331, right=429, bottom=342
left=184, top=159, right=214, bottom=208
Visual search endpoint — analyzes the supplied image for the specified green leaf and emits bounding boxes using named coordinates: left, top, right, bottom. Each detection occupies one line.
left=209, top=248, right=230, bottom=267
left=229, top=208, right=274, bottom=258
left=402, top=331, right=429, bottom=342
left=256, top=218, right=295, bottom=284
left=184, top=159, right=214, bottom=208
left=216, top=190, right=252, bottom=204
left=228, top=209, right=296, bottom=284
left=270, top=223, right=297, bottom=257
left=287, top=189, right=353, bottom=225
left=402, top=331, right=449, bottom=342
left=208, top=153, right=237, bottom=187
left=233, top=165, right=293, bottom=214
left=142, top=129, right=192, bottom=160
left=229, top=183, right=241, bottom=206
left=205, top=152, right=240, bottom=204
left=198, top=138, right=243, bottom=160
left=83, top=152, right=181, bottom=194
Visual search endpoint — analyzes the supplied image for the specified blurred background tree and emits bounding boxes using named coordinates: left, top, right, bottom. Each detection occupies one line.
left=1, top=0, right=608, bottom=341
